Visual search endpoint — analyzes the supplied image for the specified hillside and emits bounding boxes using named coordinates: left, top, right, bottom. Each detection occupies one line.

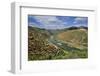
left=28, top=26, right=88, bottom=60
left=57, top=29, right=88, bottom=49
left=28, top=26, right=67, bottom=60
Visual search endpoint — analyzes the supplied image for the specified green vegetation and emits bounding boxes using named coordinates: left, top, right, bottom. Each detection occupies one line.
left=28, top=26, right=88, bottom=61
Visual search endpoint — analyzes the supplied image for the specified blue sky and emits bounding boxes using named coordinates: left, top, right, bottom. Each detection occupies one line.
left=28, top=15, right=88, bottom=29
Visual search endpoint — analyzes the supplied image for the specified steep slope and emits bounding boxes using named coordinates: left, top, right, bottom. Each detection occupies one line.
left=57, top=29, right=88, bottom=49
left=28, top=26, right=67, bottom=60
left=28, top=26, right=88, bottom=60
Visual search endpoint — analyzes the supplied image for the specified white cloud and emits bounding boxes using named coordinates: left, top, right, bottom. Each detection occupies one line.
left=32, top=16, right=67, bottom=29
left=74, top=17, right=87, bottom=23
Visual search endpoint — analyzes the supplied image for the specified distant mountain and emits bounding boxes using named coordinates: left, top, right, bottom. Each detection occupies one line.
left=78, top=26, right=88, bottom=30
left=67, top=26, right=88, bottom=30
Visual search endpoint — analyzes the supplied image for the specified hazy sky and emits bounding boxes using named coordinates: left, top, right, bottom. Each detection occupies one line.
left=28, top=15, right=88, bottom=29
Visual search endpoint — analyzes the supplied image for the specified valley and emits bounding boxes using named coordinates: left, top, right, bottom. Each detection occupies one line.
left=28, top=26, right=88, bottom=60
